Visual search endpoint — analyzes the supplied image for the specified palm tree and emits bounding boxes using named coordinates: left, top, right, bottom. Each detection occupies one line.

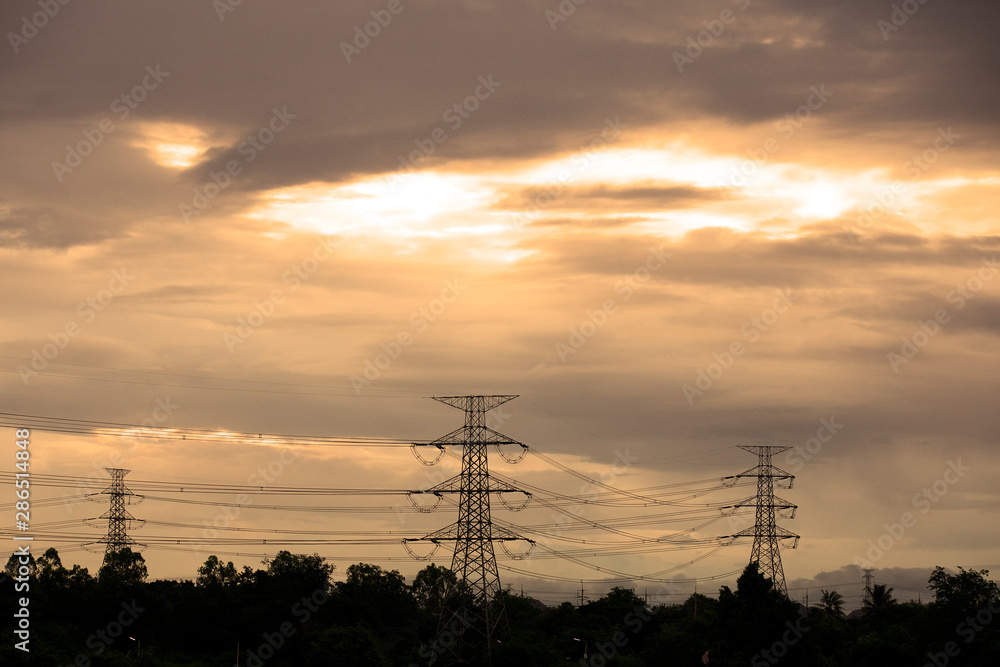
left=819, top=589, right=845, bottom=618
left=864, top=583, right=896, bottom=615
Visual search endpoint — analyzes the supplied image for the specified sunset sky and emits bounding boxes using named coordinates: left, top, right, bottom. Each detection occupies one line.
left=2, top=0, right=999, bottom=610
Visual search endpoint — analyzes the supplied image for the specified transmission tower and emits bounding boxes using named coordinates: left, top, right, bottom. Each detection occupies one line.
left=723, top=445, right=799, bottom=596
left=405, top=395, right=533, bottom=662
left=86, top=468, right=145, bottom=563
left=862, top=568, right=875, bottom=607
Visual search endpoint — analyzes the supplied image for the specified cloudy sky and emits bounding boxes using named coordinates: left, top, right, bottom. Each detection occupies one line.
left=2, top=0, right=999, bottom=609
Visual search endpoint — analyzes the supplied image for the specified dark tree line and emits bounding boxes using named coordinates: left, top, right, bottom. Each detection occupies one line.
left=3, top=549, right=1000, bottom=666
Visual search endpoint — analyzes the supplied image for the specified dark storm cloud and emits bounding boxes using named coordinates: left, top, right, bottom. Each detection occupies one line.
left=521, top=228, right=1000, bottom=290
left=787, top=565, right=935, bottom=607
left=0, top=203, right=109, bottom=248
left=4, top=0, right=997, bottom=226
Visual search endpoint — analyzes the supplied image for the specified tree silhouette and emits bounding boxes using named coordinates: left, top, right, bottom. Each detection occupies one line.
left=196, top=554, right=238, bottom=587
left=98, top=547, right=147, bottom=587
left=263, top=550, right=334, bottom=596
left=928, top=566, right=1000, bottom=618
left=863, top=583, right=896, bottom=615
left=716, top=562, right=801, bottom=663
left=4, top=550, right=36, bottom=580
left=819, top=589, right=845, bottom=618
left=340, top=562, right=415, bottom=623
left=411, top=562, right=458, bottom=617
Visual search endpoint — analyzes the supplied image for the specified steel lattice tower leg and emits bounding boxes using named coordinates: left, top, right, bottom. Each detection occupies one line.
left=97, top=468, right=144, bottom=564
left=451, top=396, right=505, bottom=625
left=408, top=395, right=533, bottom=664
left=726, top=446, right=799, bottom=597
left=862, top=568, right=875, bottom=607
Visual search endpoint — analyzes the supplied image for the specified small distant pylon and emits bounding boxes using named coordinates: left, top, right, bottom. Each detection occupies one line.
left=862, top=568, right=875, bottom=607
left=85, top=468, right=145, bottom=563
left=722, top=445, right=799, bottom=596
left=404, top=395, right=533, bottom=663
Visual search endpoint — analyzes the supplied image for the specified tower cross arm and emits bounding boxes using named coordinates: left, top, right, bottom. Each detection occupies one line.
left=432, top=395, right=518, bottom=412
left=727, top=525, right=800, bottom=540
left=417, top=426, right=525, bottom=448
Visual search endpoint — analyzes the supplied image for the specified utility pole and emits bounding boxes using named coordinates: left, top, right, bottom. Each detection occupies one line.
left=405, top=395, right=533, bottom=663
left=722, top=446, right=799, bottom=596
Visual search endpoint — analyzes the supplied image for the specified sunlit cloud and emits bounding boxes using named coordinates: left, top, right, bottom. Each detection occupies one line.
left=242, top=131, right=997, bottom=254
left=250, top=172, right=499, bottom=240
left=131, top=122, right=212, bottom=168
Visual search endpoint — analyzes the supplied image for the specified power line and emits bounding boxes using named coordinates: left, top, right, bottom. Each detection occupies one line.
left=0, top=471, right=422, bottom=495
left=409, top=395, right=531, bottom=661
left=722, top=445, right=799, bottom=597
left=88, top=468, right=145, bottom=559
left=0, top=355, right=422, bottom=398
left=0, top=412, right=414, bottom=447
left=0, top=406, right=781, bottom=607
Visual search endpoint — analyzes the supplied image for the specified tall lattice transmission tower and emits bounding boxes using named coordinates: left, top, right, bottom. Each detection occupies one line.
left=405, top=395, right=533, bottom=662
left=862, top=568, right=875, bottom=607
left=85, top=468, right=145, bottom=563
left=723, top=445, right=799, bottom=596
